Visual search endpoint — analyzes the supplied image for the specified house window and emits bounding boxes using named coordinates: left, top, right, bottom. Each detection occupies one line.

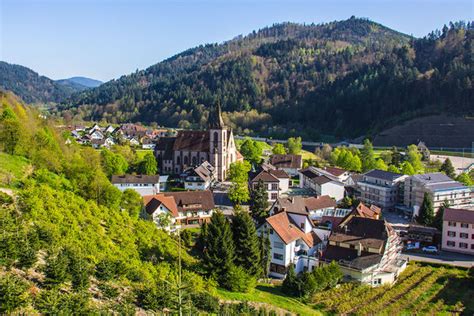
left=471, top=244, right=474, bottom=250
left=459, top=242, right=468, bottom=249
left=447, top=241, right=455, bottom=247
left=269, top=229, right=274, bottom=235
left=271, top=193, right=278, bottom=200
left=300, top=222, right=305, bottom=229
left=447, top=231, right=456, bottom=237
left=448, top=221, right=457, bottom=227
left=460, top=233, right=468, bottom=239
left=373, top=278, right=382, bottom=285
left=461, top=223, right=469, bottom=228
left=273, top=241, right=284, bottom=249
left=273, top=253, right=284, bottom=260
left=271, top=183, right=278, bottom=190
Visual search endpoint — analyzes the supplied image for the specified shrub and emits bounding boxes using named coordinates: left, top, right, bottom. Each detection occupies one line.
left=0, top=274, right=30, bottom=313
left=192, top=292, right=219, bottom=313
left=43, top=251, right=69, bottom=287
left=98, top=282, right=120, bottom=299
left=16, top=247, right=37, bottom=269
left=224, top=265, right=256, bottom=292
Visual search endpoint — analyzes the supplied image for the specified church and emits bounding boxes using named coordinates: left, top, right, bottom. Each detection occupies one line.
left=154, top=104, right=242, bottom=181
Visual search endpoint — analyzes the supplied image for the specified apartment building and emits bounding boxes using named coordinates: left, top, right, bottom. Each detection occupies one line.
left=357, top=169, right=407, bottom=210
left=442, top=208, right=474, bottom=255
left=404, top=173, right=472, bottom=216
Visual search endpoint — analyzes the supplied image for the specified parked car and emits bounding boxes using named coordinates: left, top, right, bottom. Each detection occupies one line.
left=406, top=242, right=420, bottom=250
left=422, top=246, right=438, bottom=254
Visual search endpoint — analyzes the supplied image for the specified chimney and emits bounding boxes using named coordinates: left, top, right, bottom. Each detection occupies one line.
left=357, top=242, right=362, bottom=257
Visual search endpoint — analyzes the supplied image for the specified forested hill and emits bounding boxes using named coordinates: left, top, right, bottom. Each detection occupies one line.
left=60, top=18, right=473, bottom=139
left=0, top=61, right=80, bottom=103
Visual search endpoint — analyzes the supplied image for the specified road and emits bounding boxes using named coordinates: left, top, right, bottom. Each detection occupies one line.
left=401, top=250, right=474, bottom=268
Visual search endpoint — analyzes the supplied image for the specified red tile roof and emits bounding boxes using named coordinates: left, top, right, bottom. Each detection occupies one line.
left=143, top=194, right=179, bottom=217
left=305, top=195, right=337, bottom=210
left=270, top=154, right=302, bottom=169
left=266, top=212, right=320, bottom=247
left=353, top=202, right=381, bottom=219
left=323, top=166, right=347, bottom=177
left=443, top=208, right=474, bottom=224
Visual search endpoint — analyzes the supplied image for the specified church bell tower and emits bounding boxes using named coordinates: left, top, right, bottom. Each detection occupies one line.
left=209, top=103, right=227, bottom=181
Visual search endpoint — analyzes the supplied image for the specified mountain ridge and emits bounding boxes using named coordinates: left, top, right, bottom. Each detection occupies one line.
left=58, top=18, right=472, bottom=140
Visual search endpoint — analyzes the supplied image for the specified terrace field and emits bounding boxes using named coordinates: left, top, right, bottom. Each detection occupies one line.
left=312, top=263, right=474, bottom=315
left=218, top=263, right=473, bottom=316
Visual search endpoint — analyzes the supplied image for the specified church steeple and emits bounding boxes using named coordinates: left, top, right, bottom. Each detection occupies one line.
left=208, top=102, right=225, bottom=129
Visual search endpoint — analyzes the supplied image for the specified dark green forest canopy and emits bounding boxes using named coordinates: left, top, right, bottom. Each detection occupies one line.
left=51, top=19, right=472, bottom=139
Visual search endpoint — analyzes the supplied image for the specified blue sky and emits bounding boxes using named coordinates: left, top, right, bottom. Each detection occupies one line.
left=1, top=0, right=472, bottom=82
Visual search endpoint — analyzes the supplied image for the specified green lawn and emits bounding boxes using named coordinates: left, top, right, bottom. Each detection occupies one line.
left=217, top=283, right=322, bottom=315
left=0, top=152, right=31, bottom=187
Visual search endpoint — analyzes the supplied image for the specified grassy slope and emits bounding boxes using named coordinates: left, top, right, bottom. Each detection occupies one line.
left=217, top=283, right=322, bottom=316
left=0, top=152, right=30, bottom=187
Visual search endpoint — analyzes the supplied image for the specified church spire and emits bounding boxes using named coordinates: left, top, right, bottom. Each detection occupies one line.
left=209, top=101, right=225, bottom=129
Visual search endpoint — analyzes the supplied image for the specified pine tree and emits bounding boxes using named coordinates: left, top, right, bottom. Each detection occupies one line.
left=417, top=192, right=434, bottom=226
left=232, top=211, right=261, bottom=276
left=391, top=146, right=401, bottom=166
left=43, top=250, right=69, bottom=287
left=440, top=158, right=455, bottom=179
left=361, top=139, right=376, bottom=172
left=433, top=200, right=450, bottom=230
left=281, top=264, right=301, bottom=296
left=258, top=229, right=271, bottom=279
left=249, top=179, right=269, bottom=224
left=202, top=212, right=235, bottom=285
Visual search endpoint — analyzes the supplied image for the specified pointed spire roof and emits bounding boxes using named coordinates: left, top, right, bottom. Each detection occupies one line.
left=208, top=102, right=225, bottom=129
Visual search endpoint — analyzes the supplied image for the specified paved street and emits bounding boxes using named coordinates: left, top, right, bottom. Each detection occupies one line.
left=401, top=250, right=474, bottom=268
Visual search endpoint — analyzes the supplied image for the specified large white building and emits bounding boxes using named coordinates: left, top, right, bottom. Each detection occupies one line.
left=357, top=169, right=407, bottom=210
left=403, top=173, right=472, bottom=216
left=299, top=167, right=345, bottom=201
left=261, top=211, right=322, bottom=278
left=111, top=174, right=160, bottom=196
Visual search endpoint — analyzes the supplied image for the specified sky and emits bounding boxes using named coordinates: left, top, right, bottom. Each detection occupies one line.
left=1, top=0, right=472, bottom=82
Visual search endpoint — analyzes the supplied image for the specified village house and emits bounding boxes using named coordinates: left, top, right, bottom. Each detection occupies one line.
left=155, top=104, right=242, bottom=181
left=182, top=161, right=215, bottom=190
left=261, top=211, right=322, bottom=278
left=357, top=169, right=407, bottom=210
left=352, top=202, right=382, bottom=220
left=403, top=173, right=472, bottom=217
left=320, top=215, right=407, bottom=286
left=250, top=169, right=290, bottom=203
left=111, top=174, right=160, bottom=196
left=442, top=207, right=474, bottom=255
left=144, top=191, right=215, bottom=229
left=269, top=154, right=303, bottom=177
left=299, top=167, right=345, bottom=201
left=312, top=166, right=351, bottom=184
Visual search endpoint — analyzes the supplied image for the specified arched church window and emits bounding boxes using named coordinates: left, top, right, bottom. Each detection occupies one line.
left=184, top=156, right=188, bottom=165
left=213, top=131, right=219, bottom=143
left=192, top=156, right=197, bottom=165
left=177, top=156, right=181, bottom=164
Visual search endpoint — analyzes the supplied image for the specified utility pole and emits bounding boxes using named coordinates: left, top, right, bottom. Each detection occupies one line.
left=178, top=228, right=182, bottom=316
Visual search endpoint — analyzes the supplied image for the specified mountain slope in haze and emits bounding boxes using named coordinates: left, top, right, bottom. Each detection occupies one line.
left=0, top=61, right=78, bottom=103
left=56, top=76, right=103, bottom=91
left=60, top=18, right=473, bottom=140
